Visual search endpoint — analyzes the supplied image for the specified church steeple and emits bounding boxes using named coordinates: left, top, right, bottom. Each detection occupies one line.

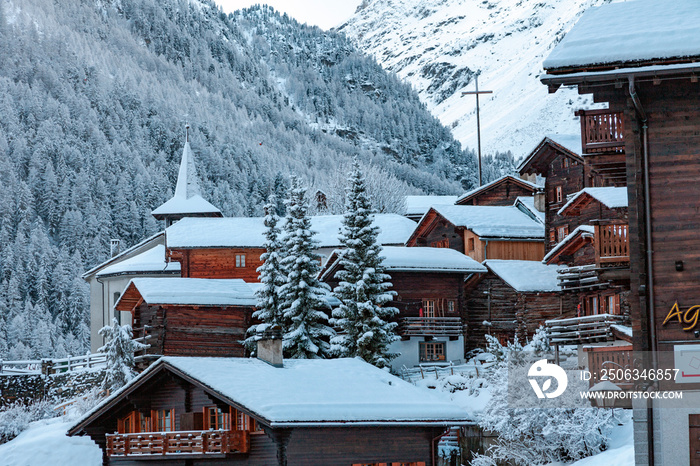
left=152, top=126, right=223, bottom=227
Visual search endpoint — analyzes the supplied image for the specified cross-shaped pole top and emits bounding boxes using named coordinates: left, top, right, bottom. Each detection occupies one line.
left=461, top=74, right=493, bottom=187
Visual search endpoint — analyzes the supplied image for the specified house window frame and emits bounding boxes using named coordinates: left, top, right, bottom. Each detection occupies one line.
left=555, top=186, right=563, bottom=203
left=204, top=406, right=230, bottom=430
left=419, top=341, right=446, bottom=362
left=235, top=254, right=246, bottom=268
left=153, top=409, right=175, bottom=432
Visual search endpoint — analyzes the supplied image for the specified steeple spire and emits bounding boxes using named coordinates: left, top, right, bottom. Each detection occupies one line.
left=151, top=125, right=223, bottom=226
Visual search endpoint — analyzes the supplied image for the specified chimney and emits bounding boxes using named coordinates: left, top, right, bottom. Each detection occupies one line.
left=257, top=325, right=283, bottom=368
left=534, top=191, right=546, bottom=212
left=110, top=239, right=121, bottom=258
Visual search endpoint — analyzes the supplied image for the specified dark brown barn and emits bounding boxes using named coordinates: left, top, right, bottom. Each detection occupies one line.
left=455, top=175, right=542, bottom=206
left=114, top=278, right=258, bottom=359
left=405, top=205, right=545, bottom=262
left=319, top=246, right=487, bottom=369
left=68, top=342, right=469, bottom=466
left=464, top=259, right=575, bottom=350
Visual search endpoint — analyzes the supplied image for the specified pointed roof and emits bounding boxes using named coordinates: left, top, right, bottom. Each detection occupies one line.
left=543, top=225, right=595, bottom=265
left=557, top=187, right=628, bottom=217
left=152, top=136, right=222, bottom=221
left=518, top=134, right=584, bottom=177
left=455, top=175, right=542, bottom=205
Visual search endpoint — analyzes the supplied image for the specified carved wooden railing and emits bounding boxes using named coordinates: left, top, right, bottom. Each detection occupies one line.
left=576, top=109, right=625, bottom=154
left=546, top=314, right=628, bottom=345
left=584, top=344, right=634, bottom=389
left=398, top=317, right=463, bottom=337
left=106, top=429, right=250, bottom=457
left=595, top=223, right=629, bottom=266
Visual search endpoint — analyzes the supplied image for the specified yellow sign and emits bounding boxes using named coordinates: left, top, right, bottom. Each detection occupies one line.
left=662, top=302, right=700, bottom=330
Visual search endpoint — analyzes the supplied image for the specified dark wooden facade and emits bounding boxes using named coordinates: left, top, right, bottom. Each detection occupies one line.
left=167, top=248, right=265, bottom=281
left=519, top=139, right=585, bottom=253
left=69, top=360, right=448, bottom=466
left=558, top=193, right=628, bottom=232
left=464, top=272, right=575, bottom=350
left=456, top=176, right=540, bottom=206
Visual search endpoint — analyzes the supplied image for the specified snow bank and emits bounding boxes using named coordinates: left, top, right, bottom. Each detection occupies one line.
left=0, top=417, right=101, bottom=466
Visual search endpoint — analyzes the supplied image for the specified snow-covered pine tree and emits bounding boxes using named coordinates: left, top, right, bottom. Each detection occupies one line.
left=244, top=195, right=286, bottom=352
left=278, top=176, right=334, bottom=359
left=98, top=318, right=146, bottom=393
left=330, top=160, right=398, bottom=367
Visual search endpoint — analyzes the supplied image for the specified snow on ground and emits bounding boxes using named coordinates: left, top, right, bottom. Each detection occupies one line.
left=0, top=417, right=101, bottom=466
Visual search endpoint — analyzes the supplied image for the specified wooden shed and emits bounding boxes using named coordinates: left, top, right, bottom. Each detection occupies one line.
left=455, top=175, right=542, bottom=206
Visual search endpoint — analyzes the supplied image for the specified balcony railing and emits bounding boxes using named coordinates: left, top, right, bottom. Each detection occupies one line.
left=584, top=344, right=634, bottom=390
left=594, top=223, right=629, bottom=266
left=106, top=429, right=250, bottom=457
left=576, top=109, right=625, bottom=154
left=398, top=317, right=463, bottom=337
left=545, top=313, right=628, bottom=345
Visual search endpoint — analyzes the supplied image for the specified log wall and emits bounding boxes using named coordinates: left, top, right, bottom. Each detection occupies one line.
left=457, top=179, right=537, bottom=206
left=545, top=156, right=585, bottom=253
left=169, top=248, right=265, bottom=281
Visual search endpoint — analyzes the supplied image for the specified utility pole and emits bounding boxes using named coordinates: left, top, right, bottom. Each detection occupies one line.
left=461, top=73, right=493, bottom=187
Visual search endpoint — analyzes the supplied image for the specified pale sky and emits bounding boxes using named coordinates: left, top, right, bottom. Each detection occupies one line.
left=215, top=1, right=363, bottom=30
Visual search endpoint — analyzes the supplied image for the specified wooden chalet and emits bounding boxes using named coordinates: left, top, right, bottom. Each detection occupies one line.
left=455, top=175, right=542, bottom=206
left=406, top=205, right=545, bottom=262
left=540, top=1, right=700, bottom=460
left=463, top=260, right=575, bottom=349
left=164, top=214, right=418, bottom=280
left=518, top=135, right=586, bottom=253
left=68, top=338, right=469, bottom=466
left=319, top=246, right=487, bottom=370
left=114, top=278, right=258, bottom=361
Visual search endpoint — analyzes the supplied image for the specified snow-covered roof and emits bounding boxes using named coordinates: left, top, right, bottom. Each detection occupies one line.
left=152, top=141, right=222, bottom=218
left=321, top=246, right=487, bottom=280
left=428, top=205, right=544, bottom=239
left=117, top=278, right=257, bottom=307
left=557, top=187, right=628, bottom=215
left=380, top=246, right=487, bottom=273
left=166, top=214, right=417, bottom=249
left=546, top=134, right=583, bottom=156
left=484, top=260, right=562, bottom=292
left=513, top=196, right=544, bottom=224
left=82, top=232, right=165, bottom=279
left=455, top=175, right=541, bottom=204
left=95, top=245, right=180, bottom=278
left=70, top=357, right=469, bottom=434
left=542, top=225, right=595, bottom=264
left=404, top=195, right=459, bottom=216
left=543, top=0, right=700, bottom=70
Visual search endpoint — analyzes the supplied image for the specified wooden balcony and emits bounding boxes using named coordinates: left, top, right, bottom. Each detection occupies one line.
left=106, top=429, right=250, bottom=457
left=398, top=317, right=463, bottom=337
left=584, top=344, right=634, bottom=390
left=594, top=223, right=629, bottom=267
left=545, top=313, right=628, bottom=345
left=576, top=109, right=625, bottom=154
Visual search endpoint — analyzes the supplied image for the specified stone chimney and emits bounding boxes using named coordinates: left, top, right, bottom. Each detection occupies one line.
left=257, top=325, right=283, bottom=368
left=110, top=239, right=121, bottom=258
left=534, top=191, right=546, bottom=212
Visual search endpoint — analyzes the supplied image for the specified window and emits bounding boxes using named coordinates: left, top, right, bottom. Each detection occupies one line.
left=235, top=254, right=246, bottom=267
left=113, top=292, right=121, bottom=324
left=431, top=238, right=449, bottom=248
left=549, top=229, right=556, bottom=245
left=154, top=409, right=174, bottom=432
left=583, top=296, right=599, bottom=316
left=119, top=411, right=150, bottom=434
left=205, top=407, right=230, bottom=430
left=555, top=186, right=563, bottom=203
left=557, top=225, right=569, bottom=242
left=419, top=341, right=445, bottom=362
left=467, top=238, right=475, bottom=252
left=563, top=158, right=570, bottom=169
left=605, top=294, right=620, bottom=315
left=447, top=300, right=456, bottom=314
left=422, top=300, right=435, bottom=318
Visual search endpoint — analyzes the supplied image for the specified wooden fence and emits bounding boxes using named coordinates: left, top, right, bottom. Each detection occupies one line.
left=0, top=353, right=107, bottom=376
left=106, top=429, right=250, bottom=457
left=576, top=109, right=625, bottom=153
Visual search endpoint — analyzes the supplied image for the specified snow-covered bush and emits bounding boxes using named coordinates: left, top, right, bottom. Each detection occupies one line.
left=529, top=325, right=551, bottom=354
left=0, top=400, right=55, bottom=444
left=474, top=337, right=619, bottom=465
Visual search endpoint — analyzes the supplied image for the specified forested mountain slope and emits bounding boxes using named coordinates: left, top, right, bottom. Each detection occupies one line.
left=0, top=0, right=484, bottom=358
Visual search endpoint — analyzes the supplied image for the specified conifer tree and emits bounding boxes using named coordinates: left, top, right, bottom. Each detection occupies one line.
left=331, top=161, right=398, bottom=368
left=279, top=176, right=334, bottom=359
left=98, top=319, right=146, bottom=393
left=244, top=195, right=286, bottom=351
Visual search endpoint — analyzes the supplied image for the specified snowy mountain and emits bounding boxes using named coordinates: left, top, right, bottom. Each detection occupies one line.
left=339, top=0, right=609, bottom=160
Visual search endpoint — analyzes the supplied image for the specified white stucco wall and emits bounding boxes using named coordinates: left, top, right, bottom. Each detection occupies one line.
left=389, top=336, right=465, bottom=373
